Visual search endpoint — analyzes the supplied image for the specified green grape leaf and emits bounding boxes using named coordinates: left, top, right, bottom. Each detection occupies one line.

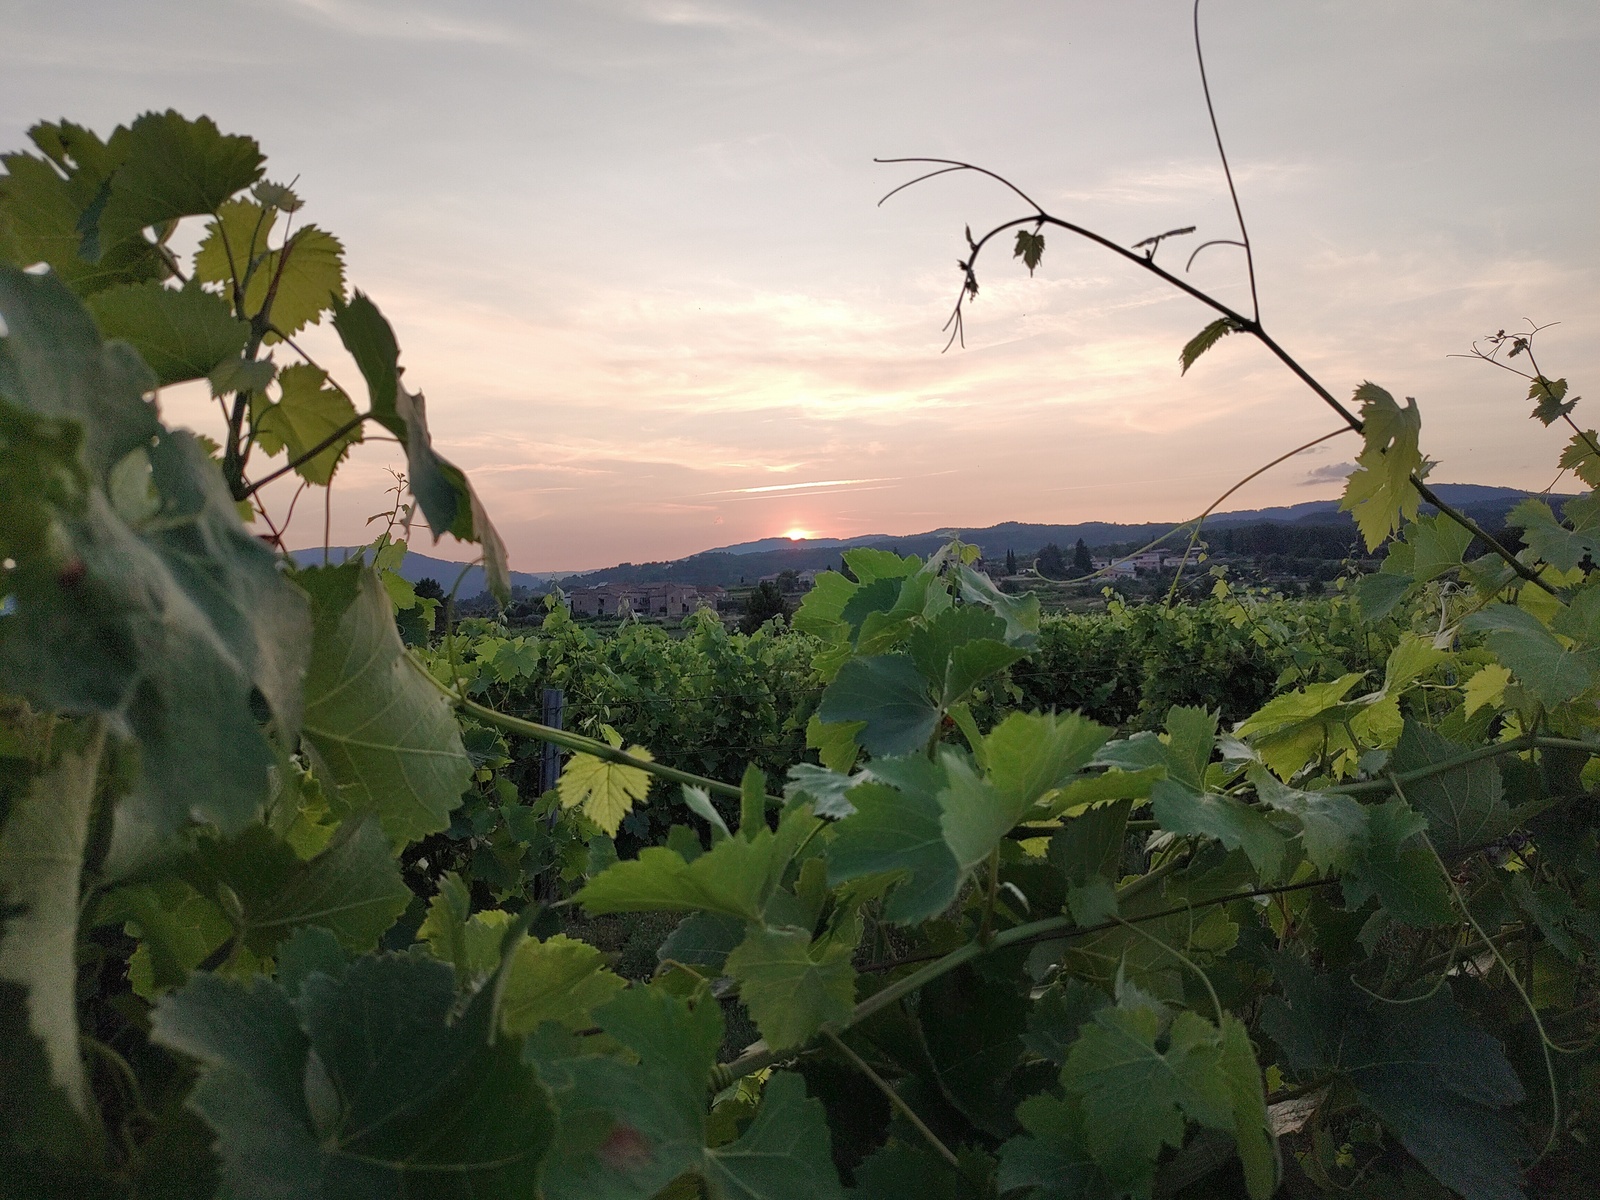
left=1218, top=1016, right=1278, bottom=1200
left=997, top=1093, right=1110, bottom=1200
left=331, top=291, right=510, bottom=604
left=956, top=562, right=1040, bottom=646
left=783, top=763, right=860, bottom=820
left=702, top=1072, right=846, bottom=1200
left=578, top=811, right=812, bottom=921
left=1528, top=375, right=1575, bottom=425
left=908, top=604, right=1025, bottom=704
left=1150, top=780, right=1286, bottom=880
left=1014, top=228, right=1045, bottom=274
left=529, top=987, right=721, bottom=1200
left=1509, top=496, right=1600, bottom=572
left=0, top=262, right=160, bottom=473
left=817, top=653, right=939, bottom=757
left=1558, top=429, right=1600, bottom=487
left=805, top=713, right=862, bottom=773
left=657, top=911, right=747, bottom=974
left=1044, top=766, right=1163, bottom=815
left=190, top=817, right=410, bottom=956
left=416, top=871, right=504, bottom=984
left=0, top=722, right=104, bottom=1118
left=918, top=965, right=1032, bottom=1136
left=1262, top=963, right=1526, bottom=1200
left=1049, top=798, right=1131, bottom=890
left=1354, top=569, right=1414, bottom=622
left=842, top=547, right=922, bottom=583
left=1462, top=603, right=1596, bottom=708
left=297, top=563, right=472, bottom=845
left=725, top=924, right=857, bottom=1052
left=501, top=934, right=627, bottom=1035
left=244, top=226, right=345, bottom=343
left=0, top=141, right=168, bottom=294
left=559, top=733, right=654, bottom=838
left=153, top=956, right=554, bottom=1199
left=1179, top=316, right=1244, bottom=375
left=1249, top=769, right=1367, bottom=874
left=1, top=270, right=311, bottom=870
left=1234, top=673, right=1366, bottom=779
left=1023, top=978, right=1110, bottom=1067
left=193, top=196, right=274, bottom=288
left=1339, top=382, right=1425, bottom=551
left=96, top=877, right=231, bottom=997
left=1390, top=722, right=1509, bottom=857
left=1159, top=705, right=1218, bottom=789
left=985, top=710, right=1112, bottom=811
left=1405, top=512, right=1475, bottom=583
left=208, top=354, right=274, bottom=398
left=824, top=777, right=962, bottom=923
left=1061, top=1006, right=1231, bottom=1195
left=86, top=279, right=248, bottom=386
left=1342, top=799, right=1454, bottom=926
left=95, top=111, right=263, bottom=247
left=250, top=362, right=362, bottom=486
left=531, top=987, right=845, bottom=1200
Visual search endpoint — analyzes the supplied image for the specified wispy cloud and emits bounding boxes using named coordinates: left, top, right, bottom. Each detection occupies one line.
left=707, top=477, right=888, bottom=495
left=1302, top=462, right=1356, bottom=486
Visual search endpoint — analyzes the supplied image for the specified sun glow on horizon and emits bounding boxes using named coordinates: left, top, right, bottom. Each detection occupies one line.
left=782, top=527, right=815, bottom=541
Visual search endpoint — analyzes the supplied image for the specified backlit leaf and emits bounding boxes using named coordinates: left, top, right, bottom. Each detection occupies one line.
left=1528, top=375, right=1574, bottom=425
left=1558, top=429, right=1600, bottom=487
left=501, top=934, right=627, bottom=1035
left=559, top=732, right=654, bottom=837
left=250, top=362, right=361, bottom=485
left=1339, top=382, right=1425, bottom=551
left=1179, top=317, right=1244, bottom=375
left=1013, top=228, right=1045, bottom=275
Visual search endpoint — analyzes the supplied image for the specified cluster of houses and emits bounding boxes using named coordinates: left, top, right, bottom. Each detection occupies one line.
left=564, top=581, right=725, bottom=619
left=1087, top=546, right=1203, bottom=578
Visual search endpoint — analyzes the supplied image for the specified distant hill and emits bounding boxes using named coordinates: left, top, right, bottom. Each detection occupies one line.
left=290, top=484, right=1563, bottom=599
left=287, top=547, right=562, bottom=597
left=556, top=484, right=1565, bottom=591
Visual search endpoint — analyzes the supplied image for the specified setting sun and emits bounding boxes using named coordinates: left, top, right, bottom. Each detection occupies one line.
left=782, top=527, right=814, bottom=541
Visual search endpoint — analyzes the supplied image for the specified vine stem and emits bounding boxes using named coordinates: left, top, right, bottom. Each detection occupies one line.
left=822, top=1029, right=960, bottom=1170
left=240, top=412, right=370, bottom=498
left=430, top=675, right=786, bottom=809
left=875, top=173, right=1558, bottom=595
left=1328, top=733, right=1600, bottom=797
left=714, top=852, right=1263, bottom=1087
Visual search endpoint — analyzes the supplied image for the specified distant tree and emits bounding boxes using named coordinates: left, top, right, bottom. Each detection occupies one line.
left=1035, top=542, right=1069, bottom=579
left=1072, top=539, right=1093, bottom=575
left=1005, top=548, right=1018, bottom=575
left=415, top=576, right=446, bottom=602
left=741, top=580, right=790, bottom=634
left=776, top=568, right=801, bottom=593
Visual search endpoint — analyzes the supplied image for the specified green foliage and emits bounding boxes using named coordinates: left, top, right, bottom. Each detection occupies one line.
left=3, top=106, right=1598, bottom=1200
left=1340, top=382, right=1427, bottom=550
left=1179, top=316, right=1244, bottom=375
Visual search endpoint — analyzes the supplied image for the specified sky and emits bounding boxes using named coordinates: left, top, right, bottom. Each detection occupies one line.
left=4, top=0, right=1597, bottom=571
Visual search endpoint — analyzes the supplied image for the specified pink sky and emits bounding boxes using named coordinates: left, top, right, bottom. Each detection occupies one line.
left=7, top=2, right=1598, bottom=571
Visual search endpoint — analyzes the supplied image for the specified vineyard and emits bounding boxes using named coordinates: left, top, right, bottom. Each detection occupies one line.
left=3, top=93, right=1600, bottom=1200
